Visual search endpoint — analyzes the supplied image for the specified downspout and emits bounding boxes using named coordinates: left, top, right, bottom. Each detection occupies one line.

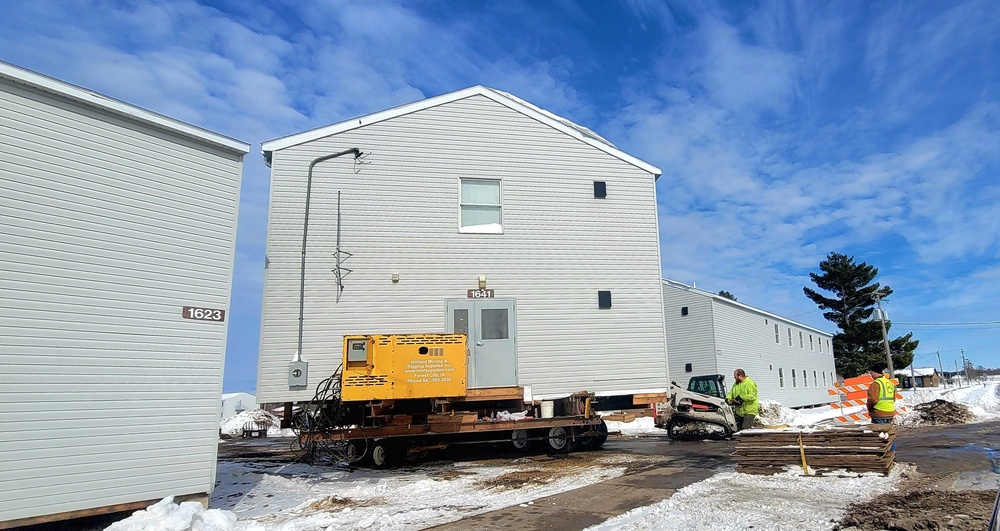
left=295, top=148, right=362, bottom=363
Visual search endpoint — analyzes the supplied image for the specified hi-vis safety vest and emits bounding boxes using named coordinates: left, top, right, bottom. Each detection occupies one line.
left=873, top=375, right=896, bottom=413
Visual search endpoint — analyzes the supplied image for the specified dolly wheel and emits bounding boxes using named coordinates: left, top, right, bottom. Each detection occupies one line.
left=546, top=426, right=571, bottom=453
left=345, top=439, right=368, bottom=464
left=511, top=429, right=530, bottom=451
left=593, top=419, right=609, bottom=448
left=370, top=440, right=397, bottom=469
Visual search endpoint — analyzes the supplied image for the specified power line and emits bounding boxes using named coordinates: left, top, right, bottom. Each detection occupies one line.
left=893, top=321, right=1000, bottom=326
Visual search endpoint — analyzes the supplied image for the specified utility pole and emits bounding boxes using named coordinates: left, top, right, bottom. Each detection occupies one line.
left=936, top=350, right=946, bottom=389
left=955, top=359, right=962, bottom=387
left=872, top=292, right=894, bottom=376
left=961, top=349, right=971, bottom=387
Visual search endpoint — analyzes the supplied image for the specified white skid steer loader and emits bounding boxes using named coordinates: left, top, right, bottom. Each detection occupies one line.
left=655, top=375, right=740, bottom=439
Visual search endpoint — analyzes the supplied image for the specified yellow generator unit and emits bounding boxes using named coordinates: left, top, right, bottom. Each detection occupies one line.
left=341, top=334, right=468, bottom=401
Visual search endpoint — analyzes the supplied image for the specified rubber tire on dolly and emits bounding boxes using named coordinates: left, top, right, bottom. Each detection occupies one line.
left=370, top=439, right=398, bottom=469
left=593, top=419, right=609, bottom=448
left=545, top=426, right=572, bottom=454
left=511, top=429, right=531, bottom=452
left=345, top=439, right=369, bottom=465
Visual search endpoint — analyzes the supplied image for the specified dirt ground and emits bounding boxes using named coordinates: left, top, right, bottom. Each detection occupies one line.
left=907, top=400, right=976, bottom=425
left=834, top=420, right=1000, bottom=531
left=835, top=489, right=996, bottom=530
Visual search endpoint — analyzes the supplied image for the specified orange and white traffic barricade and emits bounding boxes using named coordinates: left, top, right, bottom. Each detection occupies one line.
left=828, top=374, right=906, bottom=424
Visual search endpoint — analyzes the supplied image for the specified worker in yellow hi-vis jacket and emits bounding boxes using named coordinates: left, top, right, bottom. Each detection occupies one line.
left=867, top=363, right=896, bottom=424
left=726, top=368, right=759, bottom=431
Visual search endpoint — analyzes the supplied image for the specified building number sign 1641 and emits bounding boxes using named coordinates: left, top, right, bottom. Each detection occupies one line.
left=182, top=306, right=226, bottom=322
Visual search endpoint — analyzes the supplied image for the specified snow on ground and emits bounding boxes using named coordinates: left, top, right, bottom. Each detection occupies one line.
left=212, top=452, right=654, bottom=530
left=113, top=381, right=997, bottom=530
left=603, top=416, right=666, bottom=437
left=220, top=410, right=296, bottom=438
left=584, top=464, right=913, bottom=531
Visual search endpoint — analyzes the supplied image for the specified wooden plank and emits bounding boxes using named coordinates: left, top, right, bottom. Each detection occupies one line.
left=450, top=387, right=524, bottom=401
left=632, top=393, right=668, bottom=405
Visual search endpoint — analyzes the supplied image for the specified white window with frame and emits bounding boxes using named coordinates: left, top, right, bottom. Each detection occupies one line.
left=459, top=178, right=502, bottom=233
left=787, top=328, right=792, bottom=346
left=810, top=334, right=814, bottom=351
left=792, top=369, right=797, bottom=387
left=819, top=339, right=823, bottom=353
left=774, top=324, right=779, bottom=343
left=779, top=368, right=784, bottom=388
left=814, top=370, right=818, bottom=387
left=802, top=369, right=807, bottom=387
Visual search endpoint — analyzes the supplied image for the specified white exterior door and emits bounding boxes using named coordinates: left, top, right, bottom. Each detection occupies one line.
left=446, top=298, right=517, bottom=388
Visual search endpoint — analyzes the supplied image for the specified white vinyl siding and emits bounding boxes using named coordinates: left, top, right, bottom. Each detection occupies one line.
left=662, top=287, right=718, bottom=386
left=0, top=72, right=245, bottom=524
left=259, top=94, right=666, bottom=401
left=663, top=280, right=836, bottom=408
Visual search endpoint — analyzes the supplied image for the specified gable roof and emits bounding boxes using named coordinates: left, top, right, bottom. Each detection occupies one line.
left=261, top=85, right=661, bottom=176
left=662, top=278, right=834, bottom=337
left=0, top=61, right=249, bottom=154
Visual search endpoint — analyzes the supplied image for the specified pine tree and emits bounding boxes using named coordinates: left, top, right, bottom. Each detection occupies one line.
left=717, top=290, right=737, bottom=301
left=803, top=252, right=917, bottom=377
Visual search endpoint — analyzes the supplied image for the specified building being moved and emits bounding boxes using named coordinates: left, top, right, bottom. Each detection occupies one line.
left=0, top=62, right=248, bottom=527
left=256, top=86, right=669, bottom=407
left=662, top=279, right=837, bottom=408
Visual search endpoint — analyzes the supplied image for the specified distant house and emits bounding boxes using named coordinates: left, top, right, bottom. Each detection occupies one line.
left=256, top=85, right=668, bottom=406
left=895, top=367, right=941, bottom=388
left=662, top=279, right=837, bottom=408
left=221, top=393, right=257, bottom=419
left=0, top=62, right=248, bottom=527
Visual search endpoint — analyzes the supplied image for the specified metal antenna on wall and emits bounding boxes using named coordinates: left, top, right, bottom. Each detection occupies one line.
left=333, top=190, right=353, bottom=302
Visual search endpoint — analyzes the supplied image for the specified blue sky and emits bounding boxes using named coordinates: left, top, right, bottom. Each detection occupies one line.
left=3, top=1, right=998, bottom=391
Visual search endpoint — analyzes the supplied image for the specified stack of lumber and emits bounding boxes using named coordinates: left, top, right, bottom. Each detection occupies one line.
left=733, top=425, right=895, bottom=476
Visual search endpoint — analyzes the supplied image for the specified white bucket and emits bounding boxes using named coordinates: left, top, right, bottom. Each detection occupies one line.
left=540, top=401, right=554, bottom=419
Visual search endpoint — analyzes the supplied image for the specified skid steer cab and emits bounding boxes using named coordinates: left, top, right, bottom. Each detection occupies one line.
left=655, top=375, right=739, bottom=439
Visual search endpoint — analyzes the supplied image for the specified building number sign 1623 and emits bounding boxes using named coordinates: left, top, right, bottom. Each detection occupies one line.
left=182, top=306, right=226, bottom=322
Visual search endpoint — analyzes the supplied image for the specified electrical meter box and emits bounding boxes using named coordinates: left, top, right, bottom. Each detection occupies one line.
left=341, top=334, right=468, bottom=401
left=288, top=360, right=308, bottom=388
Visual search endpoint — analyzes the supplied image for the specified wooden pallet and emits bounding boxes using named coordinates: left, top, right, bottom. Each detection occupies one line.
left=734, top=426, right=895, bottom=476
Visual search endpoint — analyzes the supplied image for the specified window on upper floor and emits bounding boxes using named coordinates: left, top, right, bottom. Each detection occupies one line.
left=787, top=328, right=792, bottom=346
left=799, top=331, right=804, bottom=349
left=774, top=324, right=779, bottom=343
left=810, top=334, right=814, bottom=351
left=460, top=179, right=502, bottom=233
left=819, top=339, right=823, bottom=353
left=594, top=181, right=607, bottom=198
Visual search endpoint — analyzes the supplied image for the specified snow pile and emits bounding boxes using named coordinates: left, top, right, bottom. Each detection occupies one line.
left=939, top=382, right=1000, bottom=420
left=106, top=496, right=242, bottom=531
left=603, top=416, right=666, bottom=437
left=584, top=464, right=912, bottom=531
left=220, top=410, right=294, bottom=438
left=757, top=400, right=798, bottom=426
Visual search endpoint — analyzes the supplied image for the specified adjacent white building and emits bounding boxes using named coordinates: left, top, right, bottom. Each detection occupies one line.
left=662, top=279, right=837, bottom=408
left=257, top=86, right=668, bottom=404
left=0, top=62, right=248, bottom=527
left=221, top=392, right=257, bottom=419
